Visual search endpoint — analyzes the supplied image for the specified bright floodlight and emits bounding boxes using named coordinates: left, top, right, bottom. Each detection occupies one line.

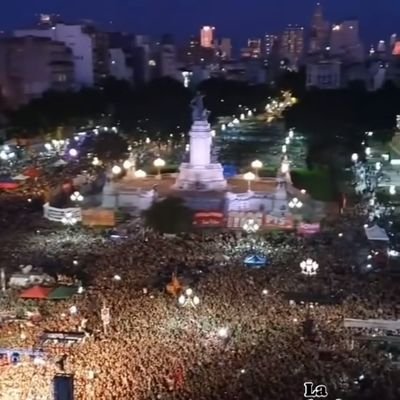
left=123, top=160, right=132, bottom=170
left=351, top=153, right=358, bottom=162
left=112, top=165, right=122, bottom=175
left=300, top=258, right=319, bottom=276
left=217, top=327, right=229, bottom=338
left=134, top=169, right=147, bottom=178
left=69, top=148, right=78, bottom=157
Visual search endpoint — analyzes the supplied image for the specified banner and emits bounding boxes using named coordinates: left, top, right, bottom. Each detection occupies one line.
left=263, top=214, right=294, bottom=230
left=81, top=209, right=115, bottom=227
left=193, top=212, right=225, bottom=227
left=297, top=222, right=320, bottom=235
left=344, top=318, right=400, bottom=330
left=40, top=331, right=85, bottom=345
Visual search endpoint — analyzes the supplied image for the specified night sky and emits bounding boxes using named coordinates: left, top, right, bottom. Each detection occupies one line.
left=1, top=0, right=399, bottom=46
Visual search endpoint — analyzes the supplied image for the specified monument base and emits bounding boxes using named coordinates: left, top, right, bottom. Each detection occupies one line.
left=174, top=163, right=227, bottom=191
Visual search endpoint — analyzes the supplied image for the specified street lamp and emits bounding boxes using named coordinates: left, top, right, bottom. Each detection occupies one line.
left=243, top=171, right=256, bottom=192
left=178, top=288, right=200, bottom=307
left=123, top=159, right=132, bottom=170
left=288, top=129, right=294, bottom=139
left=389, top=185, right=396, bottom=195
left=70, top=191, right=84, bottom=202
left=112, top=165, right=122, bottom=175
left=351, top=153, right=359, bottom=163
left=153, top=158, right=166, bottom=179
left=251, top=159, right=263, bottom=177
left=92, top=157, right=101, bottom=166
left=240, top=113, right=245, bottom=121
left=247, top=110, right=253, bottom=117
left=61, top=211, right=77, bottom=226
left=289, top=197, right=303, bottom=209
left=300, top=258, right=319, bottom=277
left=134, top=169, right=147, bottom=178
left=242, top=218, right=260, bottom=234
left=69, top=148, right=78, bottom=157
left=375, top=162, right=382, bottom=171
left=282, top=145, right=287, bottom=154
left=365, top=147, right=371, bottom=157
left=285, top=137, right=291, bottom=145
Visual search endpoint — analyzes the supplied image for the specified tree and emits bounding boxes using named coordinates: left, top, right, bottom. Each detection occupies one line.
left=143, top=197, right=193, bottom=234
left=92, top=132, right=128, bottom=160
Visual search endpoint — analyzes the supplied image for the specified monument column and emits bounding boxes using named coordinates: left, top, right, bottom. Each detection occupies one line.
left=189, top=122, right=211, bottom=165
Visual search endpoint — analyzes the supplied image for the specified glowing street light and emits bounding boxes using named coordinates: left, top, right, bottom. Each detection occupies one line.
left=242, top=219, right=260, bottom=234
left=233, top=118, right=240, bottom=125
left=70, top=191, right=84, bottom=202
left=351, top=153, right=359, bottom=163
left=178, top=288, right=200, bottom=307
left=389, top=185, right=396, bottom=195
left=243, top=171, right=256, bottom=192
left=375, top=161, right=382, bottom=171
left=289, top=197, right=303, bottom=209
left=123, top=159, right=132, bottom=170
left=365, top=147, right=371, bottom=157
left=221, top=123, right=226, bottom=131
left=282, top=145, right=287, bottom=154
left=69, top=148, right=78, bottom=157
left=153, top=158, right=166, bottom=179
left=247, top=110, right=253, bottom=117
left=240, top=113, right=245, bottom=121
left=134, top=169, right=147, bottom=178
left=112, top=165, right=122, bottom=175
left=300, top=258, right=319, bottom=276
left=61, top=211, right=77, bottom=226
left=288, top=129, right=294, bottom=139
left=217, top=327, right=229, bottom=338
left=251, top=159, right=263, bottom=177
left=92, top=157, right=101, bottom=166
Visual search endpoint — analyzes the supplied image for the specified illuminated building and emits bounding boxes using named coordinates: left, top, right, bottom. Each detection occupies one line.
left=264, top=34, right=277, bottom=57
left=200, top=26, right=215, bottom=48
left=308, top=3, right=330, bottom=54
left=330, top=20, right=364, bottom=62
left=280, top=25, right=304, bottom=69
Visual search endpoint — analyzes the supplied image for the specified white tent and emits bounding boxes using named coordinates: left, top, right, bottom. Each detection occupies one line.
left=12, top=174, right=29, bottom=181
left=52, top=159, right=67, bottom=167
left=364, top=224, right=389, bottom=241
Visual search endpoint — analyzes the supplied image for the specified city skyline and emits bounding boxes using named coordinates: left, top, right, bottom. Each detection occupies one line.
left=1, top=0, right=399, bottom=46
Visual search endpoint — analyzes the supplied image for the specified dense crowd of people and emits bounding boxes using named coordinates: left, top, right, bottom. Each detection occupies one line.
left=0, top=198, right=399, bottom=400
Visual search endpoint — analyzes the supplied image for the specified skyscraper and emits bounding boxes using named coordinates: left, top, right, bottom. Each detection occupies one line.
left=308, top=3, right=330, bottom=54
left=264, top=34, right=278, bottom=57
left=280, top=25, right=305, bottom=69
left=330, top=20, right=364, bottom=62
left=200, top=26, right=215, bottom=48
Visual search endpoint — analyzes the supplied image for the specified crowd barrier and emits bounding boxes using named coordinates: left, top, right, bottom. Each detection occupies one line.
left=43, top=203, right=82, bottom=223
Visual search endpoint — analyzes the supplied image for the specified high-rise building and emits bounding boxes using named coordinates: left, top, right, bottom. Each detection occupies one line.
left=14, top=23, right=95, bottom=86
left=157, top=34, right=177, bottom=79
left=330, top=20, right=364, bottom=62
left=280, top=25, right=305, bottom=68
left=214, top=38, right=232, bottom=60
left=308, top=3, right=330, bottom=54
left=200, top=26, right=215, bottom=48
left=247, top=38, right=262, bottom=58
left=264, top=34, right=278, bottom=57
left=0, top=36, right=74, bottom=107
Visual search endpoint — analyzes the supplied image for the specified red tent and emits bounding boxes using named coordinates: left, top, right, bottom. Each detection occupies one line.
left=19, top=286, right=52, bottom=299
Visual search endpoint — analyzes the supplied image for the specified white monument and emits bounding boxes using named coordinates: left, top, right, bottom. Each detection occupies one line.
left=174, top=94, right=227, bottom=191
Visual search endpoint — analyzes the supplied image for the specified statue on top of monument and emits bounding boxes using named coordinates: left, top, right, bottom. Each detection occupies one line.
left=191, top=92, right=209, bottom=122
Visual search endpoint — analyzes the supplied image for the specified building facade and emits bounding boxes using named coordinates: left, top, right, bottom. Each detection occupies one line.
left=280, top=25, right=305, bottom=69
left=200, top=26, right=215, bottom=48
left=15, top=24, right=95, bottom=86
left=0, top=36, right=74, bottom=107
left=306, top=60, right=341, bottom=89
left=330, top=20, right=364, bottom=63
